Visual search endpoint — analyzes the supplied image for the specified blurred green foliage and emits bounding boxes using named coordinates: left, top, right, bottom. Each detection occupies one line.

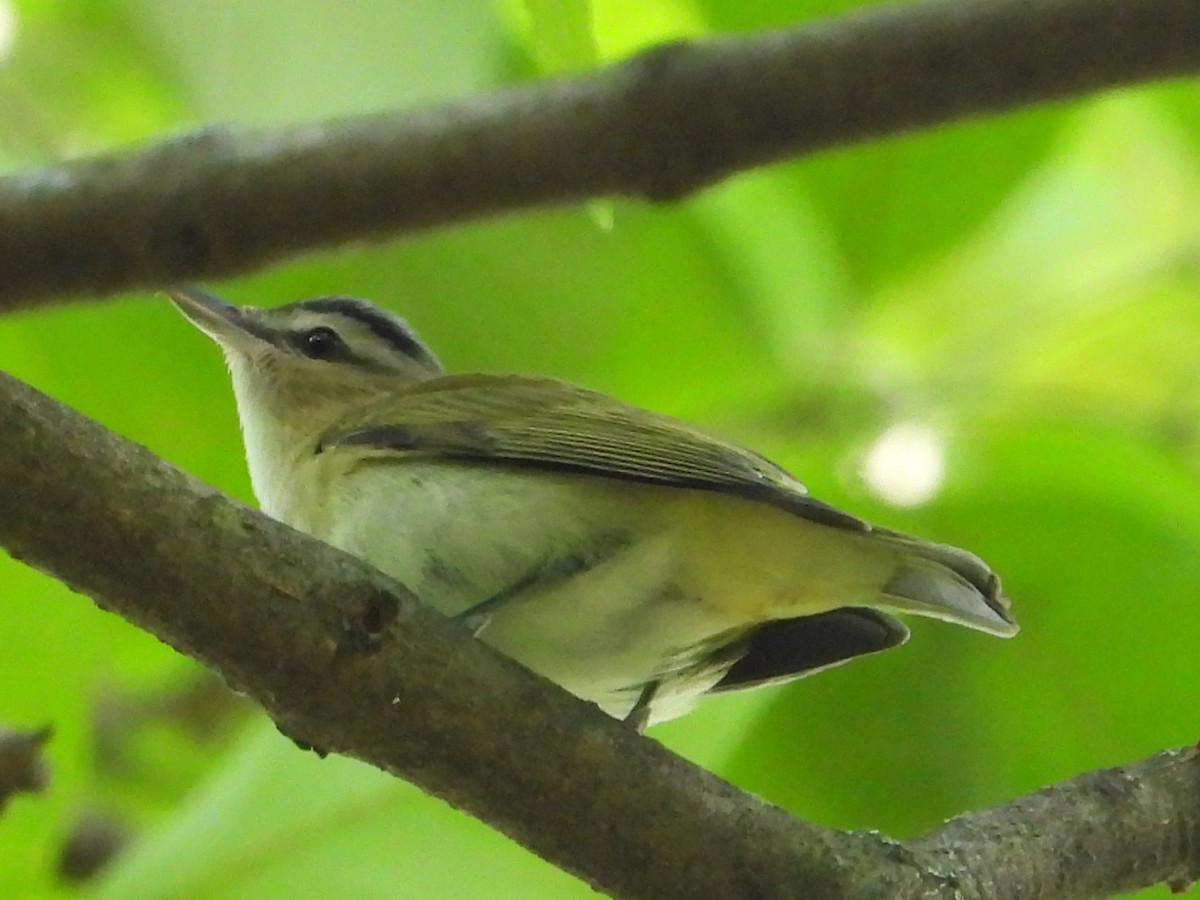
left=1, top=0, right=1198, bottom=897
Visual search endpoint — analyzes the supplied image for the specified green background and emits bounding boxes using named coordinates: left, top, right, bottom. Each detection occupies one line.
left=2, top=0, right=1199, bottom=897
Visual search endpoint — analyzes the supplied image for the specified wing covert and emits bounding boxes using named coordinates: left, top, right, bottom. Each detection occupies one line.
left=325, top=374, right=867, bottom=532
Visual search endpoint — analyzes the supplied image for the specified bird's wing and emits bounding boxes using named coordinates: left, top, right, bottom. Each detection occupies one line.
left=322, top=373, right=868, bottom=532
left=324, top=373, right=1016, bottom=635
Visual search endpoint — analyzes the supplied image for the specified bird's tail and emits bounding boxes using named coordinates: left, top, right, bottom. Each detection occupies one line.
left=869, top=527, right=1018, bottom=636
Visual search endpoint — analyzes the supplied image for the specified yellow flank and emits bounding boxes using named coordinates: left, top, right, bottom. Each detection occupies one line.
left=660, top=488, right=897, bottom=623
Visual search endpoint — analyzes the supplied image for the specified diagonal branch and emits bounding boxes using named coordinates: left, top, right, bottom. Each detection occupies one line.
left=2, top=366, right=1199, bottom=897
left=1, top=0, right=1198, bottom=309
left=0, top=369, right=926, bottom=899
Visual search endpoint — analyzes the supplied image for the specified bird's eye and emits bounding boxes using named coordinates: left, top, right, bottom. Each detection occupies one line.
left=299, top=326, right=343, bottom=359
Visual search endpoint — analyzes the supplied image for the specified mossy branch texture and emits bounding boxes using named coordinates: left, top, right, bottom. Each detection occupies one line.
left=0, top=0, right=1197, bottom=308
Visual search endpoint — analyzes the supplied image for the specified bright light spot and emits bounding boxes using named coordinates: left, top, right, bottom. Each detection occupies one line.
left=0, top=1, right=16, bottom=61
left=861, top=422, right=946, bottom=508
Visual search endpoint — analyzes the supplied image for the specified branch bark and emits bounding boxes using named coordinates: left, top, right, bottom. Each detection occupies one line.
left=1, top=0, right=1198, bottom=308
left=2, top=369, right=1199, bottom=897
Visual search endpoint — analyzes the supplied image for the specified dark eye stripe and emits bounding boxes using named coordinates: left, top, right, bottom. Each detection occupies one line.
left=300, top=326, right=349, bottom=360
left=288, top=328, right=395, bottom=373
left=291, top=326, right=346, bottom=360
left=294, top=297, right=437, bottom=368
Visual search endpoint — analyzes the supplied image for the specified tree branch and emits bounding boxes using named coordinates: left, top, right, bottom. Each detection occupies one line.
left=913, top=746, right=1200, bottom=898
left=1, top=0, right=1197, bottom=308
left=0, top=369, right=924, bottom=899
left=2, top=368, right=1199, bottom=897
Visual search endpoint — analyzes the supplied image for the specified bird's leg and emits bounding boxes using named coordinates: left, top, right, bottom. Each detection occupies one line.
left=452, top=567, right=552, bottom=637
left=453, top=533, right=631, bottom=636
left=623, top=681, right=660, bottom=734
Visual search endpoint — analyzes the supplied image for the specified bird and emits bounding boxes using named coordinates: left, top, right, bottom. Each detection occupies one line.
left=169, top=286, right=1016, bottom=729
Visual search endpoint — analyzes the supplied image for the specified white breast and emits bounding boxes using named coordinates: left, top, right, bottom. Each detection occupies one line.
left=296, top=457, right=744, bottom=719
left=225, top=357, right=761, bottom=721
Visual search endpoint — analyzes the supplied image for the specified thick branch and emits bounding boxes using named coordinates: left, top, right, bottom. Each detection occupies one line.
left=2, top=373, right=1200, bottom=897
left=0, top=372, right=923, bottom=898
left=1, top=0, right=1197, bottom=308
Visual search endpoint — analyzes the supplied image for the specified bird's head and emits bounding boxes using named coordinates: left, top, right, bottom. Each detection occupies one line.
left=169, top=286, right=443, bottom=431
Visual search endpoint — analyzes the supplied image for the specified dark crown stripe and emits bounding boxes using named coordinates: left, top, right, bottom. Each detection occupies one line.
left=296, top=296, right=433, bottom=365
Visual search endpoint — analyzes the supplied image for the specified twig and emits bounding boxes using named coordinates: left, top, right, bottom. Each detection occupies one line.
left=913, top=745, right=1200, bottom=898
left=0, top=0, right=1196, bottom=308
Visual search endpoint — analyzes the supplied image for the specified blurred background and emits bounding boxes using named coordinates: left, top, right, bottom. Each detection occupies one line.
left=1, top=0, right=1199, bottom=897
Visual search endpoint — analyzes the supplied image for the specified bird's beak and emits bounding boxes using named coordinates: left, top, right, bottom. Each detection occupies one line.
left=167, top=286, right=266, bottom=351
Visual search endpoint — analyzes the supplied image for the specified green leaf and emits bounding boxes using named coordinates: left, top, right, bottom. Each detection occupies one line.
left=87, top=722, right=589, bottom=900
left=522, top=0, right=597, bottom=74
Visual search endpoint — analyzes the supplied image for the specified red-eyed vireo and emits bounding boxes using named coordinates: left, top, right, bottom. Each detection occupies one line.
left=170, top=287, right=1016, bottom=728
